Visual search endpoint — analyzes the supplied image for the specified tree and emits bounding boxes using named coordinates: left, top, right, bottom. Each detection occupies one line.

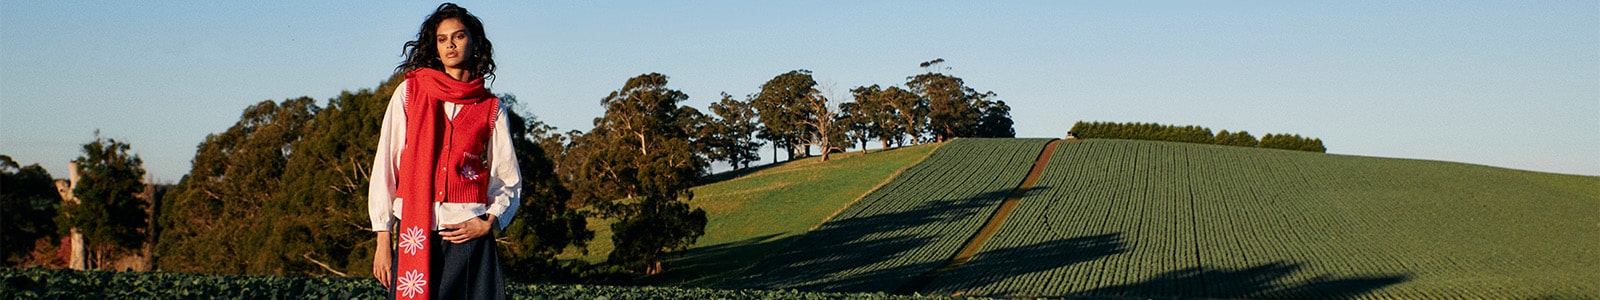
left=1307, top=138, right=1327, bottom=153
left=259, top=86, right=397, bottom=277
left=798, top=83, right=844, bottom=161
left=496, top=95, right=593, bottom=283
left=975, top=100, right=1016, bottom=138
left=57, top=132, right=148, bottom=269
left=837, top=101, right=870, bottom=152
left=707, top=93, right=764, bottom=170
left=1215, top=130, right=1259, bottom=147
left=908, top=72, right=971, bottom=142
left=847, top=84, right=926, bottom=148
left=572, top=73, right=707, bottom=275
left=907, top=60, right=1001, bottom=142
left=881, top=86, right=926, bottom=146
left=751, top=70, right=818, bottom=161
left=861, top=88, right=895, bottom=148
left=1261, top=134, right=1326, bottom=153
left=1, top=155, right=59, bottom=267
left=675, top=105, right=718, bottom=165
left=157, top=95, right=320, bottom=275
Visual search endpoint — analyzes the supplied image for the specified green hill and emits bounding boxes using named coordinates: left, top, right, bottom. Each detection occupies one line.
left=684, top=138, right=1598, bottom=299
left=655, top=143, right=942, bottom=285
left=554, top=143, right=944, bottom=285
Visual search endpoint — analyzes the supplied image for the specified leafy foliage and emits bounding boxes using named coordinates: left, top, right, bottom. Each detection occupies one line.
left=906, top=73, right=975, bottom=143
left=705, top=93, right=764, bottom=170
left=751, top=70, right=819, bottom=161
left=497, top=94, right=595, bottom=283
left=570, top=73, right=708, bottom=274
left=262, top=82, right=393, bottom=277
left=0, top=156, right=59, bottom=267
left=2, top=267, right=384, bottom=299
left=57, top=133, right=149, bottom=267
left=905, top=72, right=1011, bottom=142
left=1214, top=130, right=1260, bottom=147
left=1070, top=121, right=1326, bottom=153
left=747, top=63, right=1011, bottom=159
left=1069, top=121, right=1214, bottom=144
left=156, top=94, right=321, bottom=275
left=1258, top=133, right=1326, bottom=153
left=0, top=267, right=990, bottom=299
left=836, top=100, right=873, bottom=151
left=974, top=100, right=1015, bottom=138
left=849, top=85, right=927, bottom=148
left=156, top=75, right=590, bottom=280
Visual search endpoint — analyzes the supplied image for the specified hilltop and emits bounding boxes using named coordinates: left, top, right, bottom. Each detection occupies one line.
left=659, top=138, right=1599, bottom=298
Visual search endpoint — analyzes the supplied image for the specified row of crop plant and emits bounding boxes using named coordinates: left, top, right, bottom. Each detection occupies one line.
left=726, top=138, right=1053, bottom=293
left=919, top=139, right=1596, bottom=299
left=924, top=140, right=1406, bottom=298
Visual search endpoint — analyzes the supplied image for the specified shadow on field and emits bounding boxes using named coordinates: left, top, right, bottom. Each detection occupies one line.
left=1074, top=262, right=1410, bottom=299
left=724, top=188, right=1020, bottom=293
left=697, top=160, right=795, bottom=185
left=650, top=233, right=796, bottom=286
left=922, top=232, right=1128, bottom=295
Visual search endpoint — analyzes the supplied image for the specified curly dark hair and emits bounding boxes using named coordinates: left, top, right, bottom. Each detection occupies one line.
left=397, top=3, right=496, bottom=82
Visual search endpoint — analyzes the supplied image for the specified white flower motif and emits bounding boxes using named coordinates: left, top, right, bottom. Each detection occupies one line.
left=398, top=226, right=427, bottom=256
left=396, top=269, right=427, bottom=299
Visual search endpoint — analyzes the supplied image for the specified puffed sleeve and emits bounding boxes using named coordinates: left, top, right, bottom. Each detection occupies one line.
left=368, top=81, right=408, bottom=232
left=484, top=102, right=522, bottom=231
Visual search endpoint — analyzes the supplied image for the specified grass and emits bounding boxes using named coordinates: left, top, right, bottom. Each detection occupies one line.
left=554, top=144, right=942, bottom=285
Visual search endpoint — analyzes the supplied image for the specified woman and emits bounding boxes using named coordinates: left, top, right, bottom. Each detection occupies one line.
left=368, top=3, right=520, bottom=299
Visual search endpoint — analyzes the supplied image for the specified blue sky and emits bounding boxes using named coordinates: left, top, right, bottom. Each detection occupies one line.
left=2, top=1, right=1596, bottom=182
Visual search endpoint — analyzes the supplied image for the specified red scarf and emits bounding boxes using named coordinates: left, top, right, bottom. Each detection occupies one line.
left=394, top=68, right=493, bottom=299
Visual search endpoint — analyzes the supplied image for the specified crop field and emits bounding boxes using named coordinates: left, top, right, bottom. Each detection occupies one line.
left=728, top=138, right=1054, bottom=293
left=922, top=139, right=1600, bottom=298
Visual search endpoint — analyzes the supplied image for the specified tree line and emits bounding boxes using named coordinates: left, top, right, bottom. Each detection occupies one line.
left=1, top=59, right=1016, bottom=283
left=721, top=60, right=1014, bottom=167
left=1070, top=121, right=1326, bottom=153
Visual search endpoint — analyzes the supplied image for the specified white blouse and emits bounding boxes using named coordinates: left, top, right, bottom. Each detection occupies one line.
left=368, top=81, right=521, bottom=232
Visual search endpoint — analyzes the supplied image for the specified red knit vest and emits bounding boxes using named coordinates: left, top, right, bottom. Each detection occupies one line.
left=404, top=83, right=499, bottom=204
left=393, top=69, right=498, bottom=300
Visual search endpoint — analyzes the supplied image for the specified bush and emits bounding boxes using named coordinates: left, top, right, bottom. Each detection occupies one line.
left=1071, top=121, right=1324, bottom=153
left=1259, top=134, right=1326, bottom=153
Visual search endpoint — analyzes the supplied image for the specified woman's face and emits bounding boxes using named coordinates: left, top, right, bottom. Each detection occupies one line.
left=435, top=18, right=470, bottom=72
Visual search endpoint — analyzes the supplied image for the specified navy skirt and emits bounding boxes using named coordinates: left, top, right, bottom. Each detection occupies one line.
left=389, top=230, right=507, bottom=300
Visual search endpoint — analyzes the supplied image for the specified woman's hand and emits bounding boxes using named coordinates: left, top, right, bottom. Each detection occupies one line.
left=440, top=214, right=494, bottom=244
left=373, top=231, right=393, bottom=289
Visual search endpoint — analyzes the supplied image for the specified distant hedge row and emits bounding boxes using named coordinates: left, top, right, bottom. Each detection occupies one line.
left=1070, top=121, right=1325, bottom=153
left=0, top=267, right=983, bottom=299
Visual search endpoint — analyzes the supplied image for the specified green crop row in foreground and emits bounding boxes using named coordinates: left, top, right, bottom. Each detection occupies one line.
left=0, top=268, right=1004, bottom=300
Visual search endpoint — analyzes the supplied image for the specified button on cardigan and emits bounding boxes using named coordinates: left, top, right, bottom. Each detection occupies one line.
left=368, top=81, right=521, bottom=232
